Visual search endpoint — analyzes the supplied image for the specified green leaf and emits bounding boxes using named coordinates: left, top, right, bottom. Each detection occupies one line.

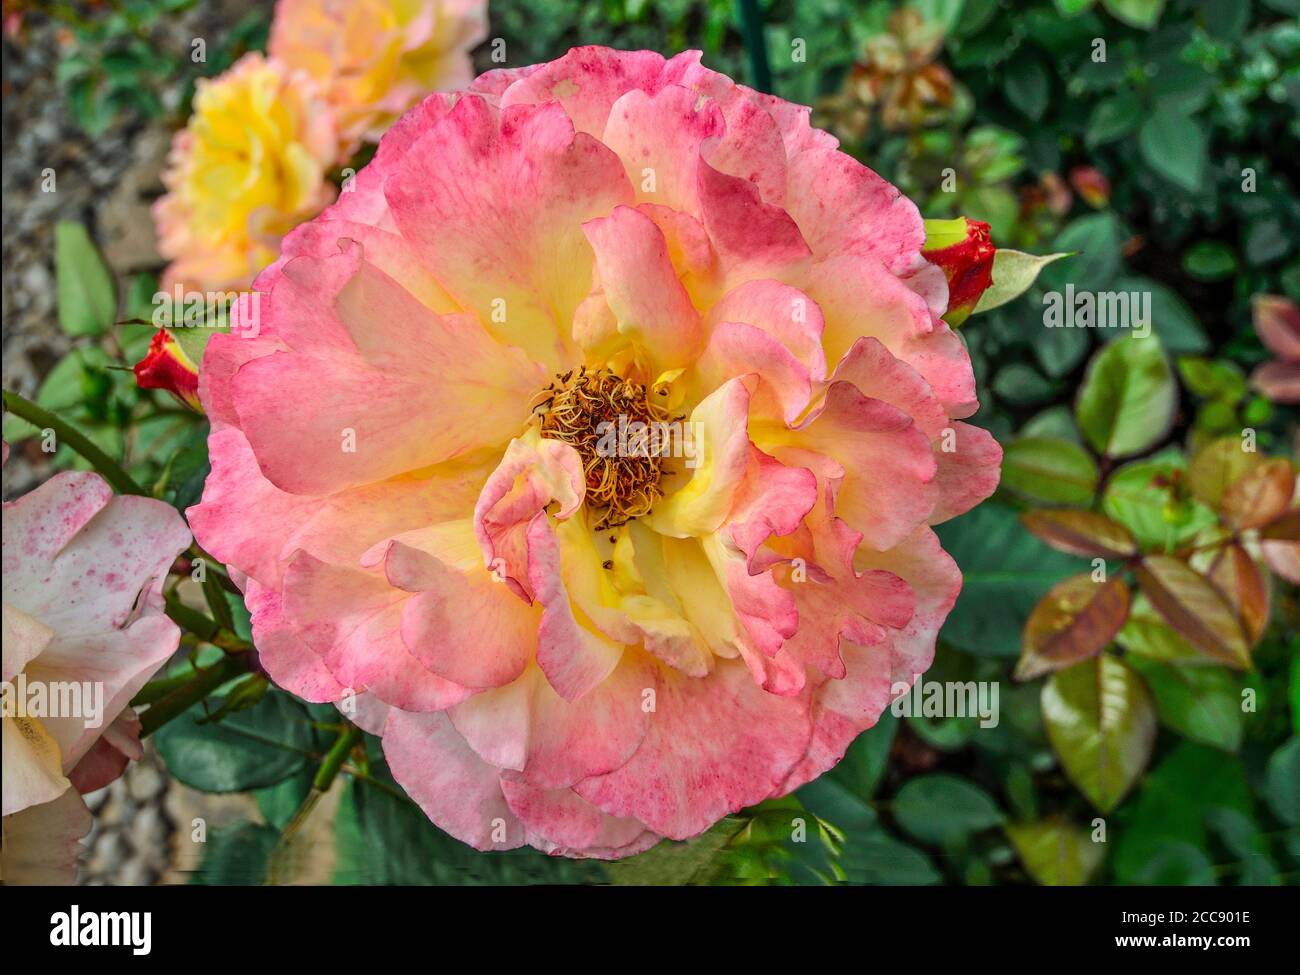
left=1117, top=595, right=1212, bottom=664
left=119, top=321, right=156, bottom=362
left=1101, top=0, right=1165, bottom=30
left=605, top=818, right=742, bottom=885
left=1127, top=657, right=1244, bottom=752
left=155, top=690, right=317, bottom=793
left=157, top=425, right=212, bottom=514
left=965, top=185, right=1021, bottom=242
left=913, top=0, right=967, bottom=32
left=55, top=221, right=117, bottom=336
left=67, top=75, right=116, bottom=136
left=908, top=711, right=977, bottom=751
left=1186, top=436, right=1261, bottom=509
left=1075, top=334, right=1176, bottom=458
left=837, top=830, right=942, bottom=885
left=971, top=249, right=1071, bottom=315
left=254, top=770, right=314, bottom=831
left=935, top=503, right=1080, bottom=656
left=1035, top=323, right=1092, bottom=379
left=1021, top=405, right=1081, bottom=442
left=1291, top=653, right=1300, bottom=736
left=123, top=271, right=159, bottom=323
left=1042, top=214, right=1122, bottom=293
left=335, top=774, right=600, bottom=884
left=798, top=776, right=878, bottom=834
left=1042, top=654, right=1157, bottom=811
left=1086, top=93, right=1142, bottom=147
left=993, top=363, right=1056, bottom=405
left=1204, top=808, right=1278, bottom=885
left=37, top=346, right=112, bottom=414
left=798, top=778, right=941, bottom=885
left=1, top=414, right=38, bottom=445
left=1001, top=436, right=1099, bottom=505
left=1243, top=218, right=1288, bottom=267
left=1102, top=452, right=1218, bottom=550
left=828, top=712, right=897, bottom=800
left=1265, top=738, right=1300, bottom=826
left=1138, top=106, right=1206, bottom=193
left=711, top=798, right=843, bottom=885
left=171, top=318, right=229, bottom=371
left=225, top=591, right=253, bottom=642
left=189, top=821, right=278, bottom=885
left=1005, top=764, right=1038, bottom=820
left=1112, top=742, right=1251, bottom=882
left=196, top=673, right=269, bottom=724
left=1150, top=60, right=1215, bottom=114
left=1127, top=842, right=1216, bottom=883
left=1182, top=240, right=1237, bottom=280
left=963, top=125, right=1025, bottom=182
left=1004, top=57, right=1050, bottom=120
left=1006, top=816, right=1104, bottom=885
left=892, top=774, right=1003, bottom=846
left=1109, top=276, right=1209, bottom=354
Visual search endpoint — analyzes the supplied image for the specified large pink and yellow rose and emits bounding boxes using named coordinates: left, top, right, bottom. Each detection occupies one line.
left=152, top=53, right=338, bottom=294
left=189, top=47, right=1001, bottom=858
left=269, top=0, right=489, bottom=151
left=2, top=460, right=190, bottom=882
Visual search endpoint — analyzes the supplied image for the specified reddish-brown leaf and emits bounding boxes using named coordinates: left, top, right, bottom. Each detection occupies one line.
left=1260, top=509, right=1300, bottom=541
left=1134, top=555, right=1250, bottom=669
left=1017, top=574, right=1131, bottom=681
left=1021, top=510, right=1138, bottom=559
left=1220, top=459, right=1296, bottom=529
left=1207, top=544, right=1271, bottom=648
left=1252, top=294, right=1300, bottom=360
left=1186, top=438, right=1261, bottom=510
left=1260, top=509, right=1300, bottom=584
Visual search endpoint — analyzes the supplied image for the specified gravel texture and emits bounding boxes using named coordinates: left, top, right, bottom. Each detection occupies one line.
left=3, top=5, right=259, bottom=886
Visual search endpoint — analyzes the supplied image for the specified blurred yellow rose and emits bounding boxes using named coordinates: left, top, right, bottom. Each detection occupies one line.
left=152, top=53, right=338, bottom=294
left=269, top=0, right=488, bottom=150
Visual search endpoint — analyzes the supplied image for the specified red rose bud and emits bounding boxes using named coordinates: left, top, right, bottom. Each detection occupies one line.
left=922, top=217, right=995, bottom=326
left=133, top=329, right=203, bottom=412
left=1069, top=165, right=1111, bottom=208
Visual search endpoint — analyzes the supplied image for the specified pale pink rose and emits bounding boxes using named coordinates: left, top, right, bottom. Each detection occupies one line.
left=2, top=462, right=190, bottom=882
left=152, top=53, right=338, bottom=294
left=189, top=47, right=1001, bottom=858
left=269, top=0, right=488, bottom=151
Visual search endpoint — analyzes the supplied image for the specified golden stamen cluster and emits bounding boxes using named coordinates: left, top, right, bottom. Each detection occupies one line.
left=532, top=366, right=680, bottom=530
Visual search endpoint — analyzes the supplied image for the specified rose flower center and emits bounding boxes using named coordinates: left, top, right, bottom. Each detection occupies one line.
left=532, top=367, right=681, bottom=531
